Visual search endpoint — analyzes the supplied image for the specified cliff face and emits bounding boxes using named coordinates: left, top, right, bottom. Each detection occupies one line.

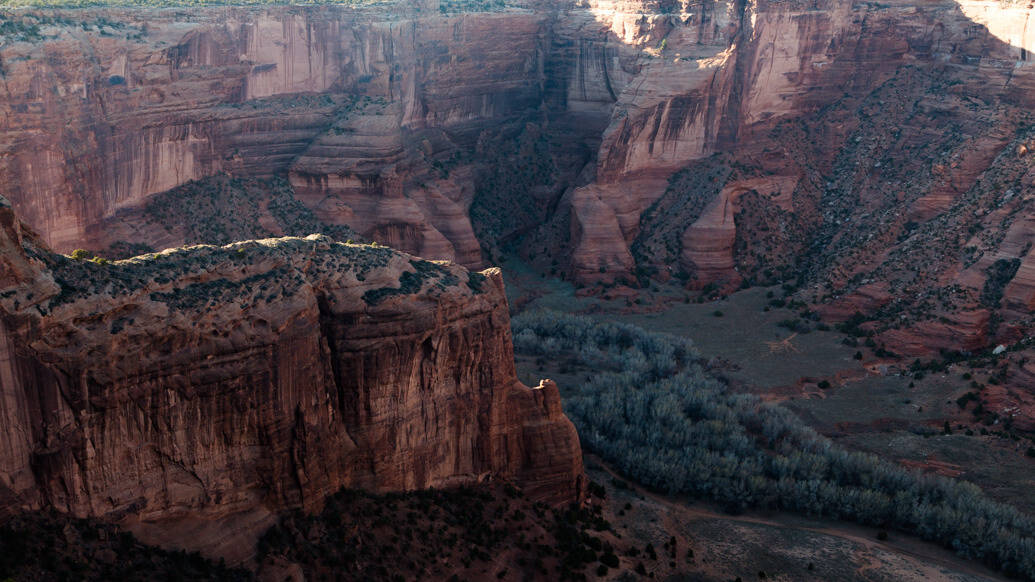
left=0, top=202, right=583, bottom=562
left=0, top=5, right=543, bottom=267
left=2, top=0, right=1035, bottom=354
left=562, top=0, right=1035, bottom=353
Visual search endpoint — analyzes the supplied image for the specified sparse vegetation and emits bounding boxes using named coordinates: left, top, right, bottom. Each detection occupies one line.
left=467, top=271, right=488, bottom=294
left=133, top=175, right=358, bottom=255
left=35, top=235, right=397, bottom=314
left=362, top=259, right=459, bottom=305
left=0, top=511, right=250, bottom=581
left=258, top=484, right=619, bottom=582
left=980, top=258, right=1021, bottom=308
left=438, top=0, right=506, bottom=13
left=469, top=125, right=557, bottom=260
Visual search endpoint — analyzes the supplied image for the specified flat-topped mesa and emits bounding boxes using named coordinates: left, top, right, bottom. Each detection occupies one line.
left=0, top=203, right=583, bottom=562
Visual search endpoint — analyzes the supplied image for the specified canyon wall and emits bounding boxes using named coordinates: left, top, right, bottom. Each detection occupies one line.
left=559, top=0, right=1035, bottom=354
left=0, top=200, right=583, bottom=562
left=559, top=0, right=1035, bottom=353
left=0, top=4, right=545, bottom=267
left=2, top=0, right=1035, bottom=353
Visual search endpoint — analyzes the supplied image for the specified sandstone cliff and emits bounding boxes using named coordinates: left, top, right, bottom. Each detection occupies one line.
left=560, top=0, right=1035, bottom=354
left=0, top=4, right=534, bottom=267
left=2, top=0, right=1035, bottom=354
left=0, top=201, right=583, bottom=563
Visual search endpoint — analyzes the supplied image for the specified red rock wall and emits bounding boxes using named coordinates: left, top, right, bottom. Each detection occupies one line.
left=558, top=0, right=1035, bottom=352
left=0, top=6, right=546, bottom=268
left=4, top=0, right=1035, bottom=355
left=0, top=203, right=582, bottom=561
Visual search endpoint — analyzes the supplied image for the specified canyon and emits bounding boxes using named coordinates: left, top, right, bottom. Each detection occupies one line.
left=1, top=0, right=1035, bottom=577
left=1, top=0, right=1034, bottom=358
left=0, top=198, right=583, bottom=563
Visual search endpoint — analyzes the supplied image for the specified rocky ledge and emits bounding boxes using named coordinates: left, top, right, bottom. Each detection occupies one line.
left=0, top=201, right=583, bottom=563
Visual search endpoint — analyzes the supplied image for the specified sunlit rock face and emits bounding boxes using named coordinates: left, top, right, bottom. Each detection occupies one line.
left=2, top=0, right=1035, bottom=354
left=0, top=202, right=583, bottom=563
left=561, top=0, right=1035, bottom=356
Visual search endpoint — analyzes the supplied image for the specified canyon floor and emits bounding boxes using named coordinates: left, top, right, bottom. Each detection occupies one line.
left=581, top=457, right=1007, bottom=582
left=0, top=456, right=1012, bottom=582
left=507, top=257, right=1035, bottom=577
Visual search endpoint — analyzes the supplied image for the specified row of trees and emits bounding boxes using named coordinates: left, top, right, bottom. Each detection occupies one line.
left=511, top=310, right=1035, bottom=579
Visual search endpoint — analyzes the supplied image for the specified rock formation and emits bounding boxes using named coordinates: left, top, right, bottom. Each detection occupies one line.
left=565, top=0, right=1035, bottom=354
left=1, top=0, right=1034, bottom=351
left=0, top=200, right=583, bottom=563
left=561, top=0, right=1035, bottom=354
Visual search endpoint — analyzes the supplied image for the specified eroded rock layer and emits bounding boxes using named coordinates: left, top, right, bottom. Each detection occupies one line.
left=2, top=0, right=1035, bottom=353
left=0, top=201, right=583, bottom=562
left=559, top=0, right=1035, bottom=355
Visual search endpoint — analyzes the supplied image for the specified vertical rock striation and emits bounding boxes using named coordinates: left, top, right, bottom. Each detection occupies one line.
left=2, top=0, right=1035, bottom=351
left=0, top=202, right=583, bottom=562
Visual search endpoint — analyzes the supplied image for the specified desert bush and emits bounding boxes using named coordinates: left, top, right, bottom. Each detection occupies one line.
left=980, top=258, right=1021, bottom=308
left=511, top=310, right=1035, bottom=579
